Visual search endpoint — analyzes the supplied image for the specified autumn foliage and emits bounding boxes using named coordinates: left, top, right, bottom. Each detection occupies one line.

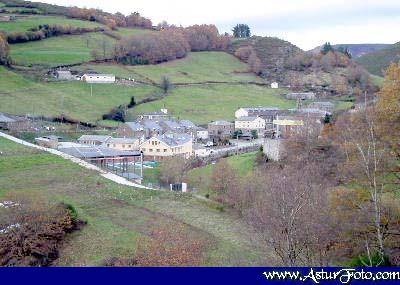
left=0, top=194, right=82, bottom=266
left=104, top=222, right=208, bottom=267
left=115, top=25, right=231, bottom=65
left=0, top=33, right=9, bottom=65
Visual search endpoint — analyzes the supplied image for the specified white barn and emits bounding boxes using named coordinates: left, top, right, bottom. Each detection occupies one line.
left=81, top=74, right=115, bottom=84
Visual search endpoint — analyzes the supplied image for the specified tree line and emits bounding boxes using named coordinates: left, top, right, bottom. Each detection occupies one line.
left=1, top=0, right=153, bottom=30
left=6, top=24, right=105, bottom=44
left=157, top=64, right=400, bottom=266
left=0, top=33, right=10, bottom=65
left=114, top=25, right=231, bottom=65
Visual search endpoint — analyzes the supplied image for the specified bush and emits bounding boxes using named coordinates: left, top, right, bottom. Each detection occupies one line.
left=348, top=253, right=391, bottom=267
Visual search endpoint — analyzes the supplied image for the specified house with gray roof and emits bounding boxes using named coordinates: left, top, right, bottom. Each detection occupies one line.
left=139, top=133, right=193, bottom=160
left=308, top=101, right=334, bottom=113
left=117, top=122, right=145, bottom=138
left=77, top=135, right=112, bottom=146
left=0, top=113, right=29, bottom=130
left=159, top=120, right=182, bottom=133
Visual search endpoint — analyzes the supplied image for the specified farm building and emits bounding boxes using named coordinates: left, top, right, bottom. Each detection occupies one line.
left=138, top=110, right=171, bottom=121
left=0, top=15, right=11, bottom=22
left=55, top=70, right=74, bottom=81
left=81, top=74, right=115, bottom=84
left=286, top=92, right=316, bottom=100
left=60, top=146, right=144, bottom=183
left=35, top=135, right=63, bottom=148
left=0, top=113, right=29, bottom=130
left=195, top=127, right=209, bottom=140
left=271, top=82, right=279, bottom=89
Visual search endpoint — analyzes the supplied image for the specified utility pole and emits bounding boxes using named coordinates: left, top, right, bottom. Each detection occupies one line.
left=90, top=84, right=93, bottom=97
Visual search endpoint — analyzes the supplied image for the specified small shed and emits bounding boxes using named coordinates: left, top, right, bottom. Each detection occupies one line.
left=271, top=82, right=279, bottom=89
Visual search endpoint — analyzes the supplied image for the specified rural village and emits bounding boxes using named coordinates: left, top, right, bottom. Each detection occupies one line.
left=0, top=0, right=399, bottom=269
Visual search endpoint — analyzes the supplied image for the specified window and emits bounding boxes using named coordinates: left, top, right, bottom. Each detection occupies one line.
left=149, top=149, right=153, bottom=152
left=107, top=144, right=110, bottom=147
left=122, top=144, right=125, bottom=148
left=164, top=149, right=167, bottom=152
left=157, top=149, right=160, bottom=152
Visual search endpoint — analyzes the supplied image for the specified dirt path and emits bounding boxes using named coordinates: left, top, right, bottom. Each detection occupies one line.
left=0, top=131, right=152, bottom=190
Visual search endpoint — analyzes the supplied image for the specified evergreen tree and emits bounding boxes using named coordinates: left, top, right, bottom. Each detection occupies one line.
left=232, top=24, right=251, bottom=38
left=321, top=42, right=334, bottom=55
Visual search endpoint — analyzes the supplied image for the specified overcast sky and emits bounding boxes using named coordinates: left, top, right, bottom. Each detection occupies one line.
left=39, top=0, right=400, bottom=50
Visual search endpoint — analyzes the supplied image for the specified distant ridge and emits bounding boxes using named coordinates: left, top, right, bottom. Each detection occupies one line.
left=355, top=42, right=400, bottom=76
left=308, top=43, right=390, bottom=58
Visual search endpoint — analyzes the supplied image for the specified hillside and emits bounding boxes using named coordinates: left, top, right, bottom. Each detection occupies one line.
left=231, top=36, right=377, bottom=96
left=230, top=36, right=303, bottom=80
left=0, top=137, right=270, bottom=265
left=355, top=42, right=400, bottom=76
left=309, top=44, right=390, bottom=58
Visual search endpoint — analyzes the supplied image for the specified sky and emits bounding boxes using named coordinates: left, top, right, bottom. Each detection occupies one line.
left=39, top=0, right=400, bottom=50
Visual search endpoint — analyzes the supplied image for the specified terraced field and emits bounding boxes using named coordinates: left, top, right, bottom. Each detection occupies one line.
left=10, top=33, right=116, bottom=67
left=0, top=14, right=104, bottom=33
left=79, top=52, right=264, bottom=84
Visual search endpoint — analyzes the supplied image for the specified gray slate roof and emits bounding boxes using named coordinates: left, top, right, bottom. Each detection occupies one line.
left=155, top=133, right=192, bottom=147
left=107, top=137, right=137, bottom=144
left=142, top=120, right=162, bottom=131
left=161, top=120, right=181, bottom=130
left=125, top=122, right=144, bottom=132
left=236, top=116, right=259, bottom=122
left=61, top=146, right=141, bottom=159
left=209, top=120, right=233, bottom=126
left=179, top=120, right=196, bottom=129
left=77, top=135, right=111, bottom=143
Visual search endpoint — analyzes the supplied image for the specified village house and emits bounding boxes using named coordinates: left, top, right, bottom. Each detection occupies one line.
left=139, top=133, right=193, bottom=161
left=273, top=116, right=304, bottom=139
left=308, top=101, right=334, bottom=113
left=105, top=137, right=141, bottom=151
left=159, top=120, right=183, bottom=133
left=286, top=92, right=316, bottom=100
left=235, top=116, right=266, bottom=135
left=142, top=120, right=163, bottom=137
left=81, top=74, right=115, bottom=84
left=195, top=127, right=209, bottom=141
left=271, top=82, right=279, bottom=89
left=77, top=135, right=112, bottom=146
left=0, top=113, right=30, bottom=131
left=116, top=122, right=146, bottom=139
left=208, top=121, right=234, bottom=140
left=0, top=15, right=11, bottom=22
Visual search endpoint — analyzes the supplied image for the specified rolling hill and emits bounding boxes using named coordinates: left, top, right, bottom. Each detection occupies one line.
left=355, top=42, right=400, bottom=76
left=309, top=43, right=390, bottom=58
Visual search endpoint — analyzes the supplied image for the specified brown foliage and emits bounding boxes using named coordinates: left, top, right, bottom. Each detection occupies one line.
left=0, top=194, right=81, bottom=266
left=0, top=33, right=9, bottom=65
left=104, top=222, right=208, bottom=267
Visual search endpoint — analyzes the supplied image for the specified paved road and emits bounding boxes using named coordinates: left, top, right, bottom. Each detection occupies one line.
left=0, top=132, right=152, bottom=190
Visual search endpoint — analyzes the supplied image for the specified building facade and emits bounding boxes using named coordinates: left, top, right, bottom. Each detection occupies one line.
left=81, top=74, right=115, bottom=84
left=139, top=134, right=193, bottom=160
left=235, top=116, right=266, bottom=134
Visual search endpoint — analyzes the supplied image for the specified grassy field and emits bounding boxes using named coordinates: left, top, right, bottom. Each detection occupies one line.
left=10, top=33, right=116, bottom=67
left=114, top=27, right=157, bottom=38
left=0, top=137, right=271, bottom=266
left=0, top=67, right=159, bottom=123
left=130, top=84, right=293, bottom=124
left=79, top=52, right=264, bottom=84
left=187, top=152, right=257, bottom=195
left=0, top=15, right=103, bottom=33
